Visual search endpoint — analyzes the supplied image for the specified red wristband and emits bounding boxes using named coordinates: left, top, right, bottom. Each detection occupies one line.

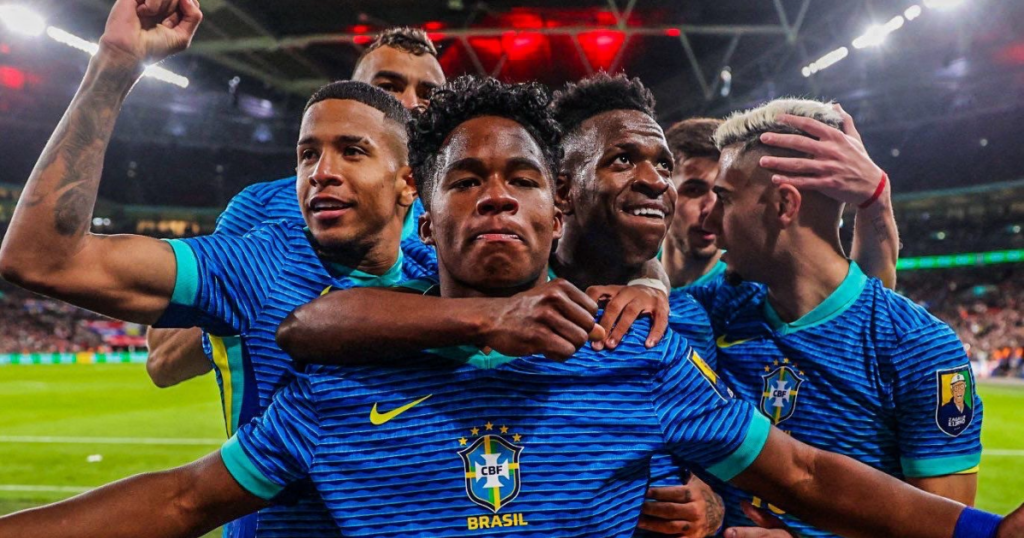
left=859, top=171, right=887, bottom=209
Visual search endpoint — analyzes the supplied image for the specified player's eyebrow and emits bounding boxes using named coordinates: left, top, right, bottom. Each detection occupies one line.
left=373, top=70, right=409, bottom=85
left=297, top=134, right=371, bottom=147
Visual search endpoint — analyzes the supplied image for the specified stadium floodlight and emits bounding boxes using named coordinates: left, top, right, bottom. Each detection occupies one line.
left=923, top=0, right=964, bottom=10
left=0, top=5, right=46, bottom=37
left=45, top=26, right=189, bottom=88
left=46, top=26, right=99, bottom=55
left=852, top=15, right=905, bottom=49
left=904, top=5, right=924, bottom=21
left=802, top=46, right=849, bottom=77
left=143, top=64, right=190, bottom=89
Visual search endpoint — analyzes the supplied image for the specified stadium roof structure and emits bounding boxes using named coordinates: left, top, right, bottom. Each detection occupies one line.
left=0, top=0, right=1021, bottom=207
left=27, top=0, right=1023, bottom=124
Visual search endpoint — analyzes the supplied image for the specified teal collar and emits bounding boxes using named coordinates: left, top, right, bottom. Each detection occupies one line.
left=327, top=249, right=405, bottom=288
left=547, top=266, right=558, bottom=281
left=400, top=203, right=417, bottom=242
left=678, top=259, right=727, bottom=291
left=763, top=261, right=868, bottom=335
left=427, top=345, right=519, bottom=370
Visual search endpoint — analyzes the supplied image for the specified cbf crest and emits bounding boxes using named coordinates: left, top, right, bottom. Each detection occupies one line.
left=458, top=422, right=524, bottom=514
left=760, top=362, right=805, bottom=425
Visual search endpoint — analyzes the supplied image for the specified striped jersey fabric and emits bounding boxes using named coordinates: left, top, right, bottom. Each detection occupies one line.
left=222, top=317, right=771, bottom=537
left=156, top=220, right=425, bottom=538
left=692, top=262, right=982, bottom=536
left=639, top=286, right=721, bottom=533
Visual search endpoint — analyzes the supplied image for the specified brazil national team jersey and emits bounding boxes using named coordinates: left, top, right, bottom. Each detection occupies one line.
left=221, top=318, right=771, bottom=537
left=155, top=219, right=424, bottom=538
left=695, top=262, right=982, bottom=537
left=640, top=284, right=721, bottom=531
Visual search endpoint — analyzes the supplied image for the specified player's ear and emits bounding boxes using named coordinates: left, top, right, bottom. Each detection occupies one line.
left=551, top=204, right=564, bottom=241
left=419, top=210, right=434, bottom=246
left=395, top=165, right=416, bottom=208
left=776, top=183, right=801, bottom=227
left=555, top=171, right=574, bottom=216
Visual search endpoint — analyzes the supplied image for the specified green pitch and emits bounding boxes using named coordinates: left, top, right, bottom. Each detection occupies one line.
left=1, top=365, right=1023, bottom=532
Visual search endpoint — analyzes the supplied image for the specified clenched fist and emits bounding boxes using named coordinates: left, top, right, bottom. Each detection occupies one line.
left=99, top=0, right=203, bottom=66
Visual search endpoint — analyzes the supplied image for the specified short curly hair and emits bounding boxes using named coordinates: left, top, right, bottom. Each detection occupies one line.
left=408, top=76, right=563, bottom=210
left=665, top=118, right=722, bottom=162
left=551, top=73, right=657, bottom=134
left=356, top=27, right=438, bottom=68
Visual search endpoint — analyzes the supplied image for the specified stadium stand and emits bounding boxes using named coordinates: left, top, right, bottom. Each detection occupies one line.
left=899, top=266, right=1024, bottom=379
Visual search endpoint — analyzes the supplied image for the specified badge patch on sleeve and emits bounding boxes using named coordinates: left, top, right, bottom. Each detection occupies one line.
left=935, top=366, right=975, bottom=437
left=690, top=350, right=733, bottom=400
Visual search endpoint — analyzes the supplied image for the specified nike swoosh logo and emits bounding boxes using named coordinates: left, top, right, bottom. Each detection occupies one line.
left=369, top=395, right=432, bottom=426
left=717, top=335, right=754, bottom=349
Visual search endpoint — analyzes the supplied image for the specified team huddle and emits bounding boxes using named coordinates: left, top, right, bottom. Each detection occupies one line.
left=0, top=1, right=1022, bottom=537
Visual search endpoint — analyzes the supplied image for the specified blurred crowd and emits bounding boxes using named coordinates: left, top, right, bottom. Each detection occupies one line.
left=0, top=281, right=145, bottom=354
left=898, top=266, right=1024, bottom=379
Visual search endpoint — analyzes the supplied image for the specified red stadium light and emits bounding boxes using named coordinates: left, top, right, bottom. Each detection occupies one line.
left=351, top=24, right=370, bottom=34
left=505, top=11, right=544, bottom=30
left=664, top=28, right=681, bottom=37
left=578, top=30, right=625, bottom=70
left=595, top=11, right=618, bottom=26
left=468, top=36, right=503, bottom=57
left=423, top=21, right=444, bottom=31
left=0, top=65, right=26, bottom=89
left=996, top=42, right=1024, bottom=65
left=427, top=32, right=446, bottom=42
left=502, top=31, right=546, bottom=60
left=353, top=35, right=372, bottom=46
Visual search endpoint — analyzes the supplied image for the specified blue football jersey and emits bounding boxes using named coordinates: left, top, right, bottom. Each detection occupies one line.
left=641, top=286, right=721, bottom=531
left=221, top=318, right=770, bottom=537
left=156, top=220, right=423, bottom=538
left=696, top=262, right=982, bottom=537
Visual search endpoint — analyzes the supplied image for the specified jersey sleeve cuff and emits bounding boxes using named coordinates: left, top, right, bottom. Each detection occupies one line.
left=901, top=453, right=981, bottom=478
left=706, top=412, right=771, bottom=482
left=164, top=239, right=199, bottom=307
left=152, top=240, right=201, bottom=328
left=221, top=435, right=284, bottom=501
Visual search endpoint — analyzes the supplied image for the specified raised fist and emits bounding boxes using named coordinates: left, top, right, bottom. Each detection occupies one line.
left=99, top=0, right=203, bottom=65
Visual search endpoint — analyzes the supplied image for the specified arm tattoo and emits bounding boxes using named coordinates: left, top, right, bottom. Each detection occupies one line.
left=31, top=63, right=135, bottom=237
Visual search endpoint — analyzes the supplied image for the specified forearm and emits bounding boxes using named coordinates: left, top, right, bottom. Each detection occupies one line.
left=0, top=457, right=238, bottom=538
left=0, top=47, right=139, bottom=279
left=734, top=430, right=962, bottom=538
left=851, top=184, right=899, bottom=289
left=910, top=474, right=978, bottom=507
left=146, top=327, right=213, bottom=388
left=277, top=288, right=490, bottom=364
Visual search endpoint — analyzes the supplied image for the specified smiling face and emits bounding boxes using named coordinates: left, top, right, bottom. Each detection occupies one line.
left=421, top=116, right=561, bottom=295
left=562, top=109, right=676, bottom=266
left=668, top=154, right=720, bottom=259
left=352, top=46, right=446, bottom=112
left=295, top=99, right=410, bottom=253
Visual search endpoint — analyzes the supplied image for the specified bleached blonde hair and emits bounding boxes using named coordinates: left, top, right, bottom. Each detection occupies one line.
left=713, top=98, right=844, bottom=151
